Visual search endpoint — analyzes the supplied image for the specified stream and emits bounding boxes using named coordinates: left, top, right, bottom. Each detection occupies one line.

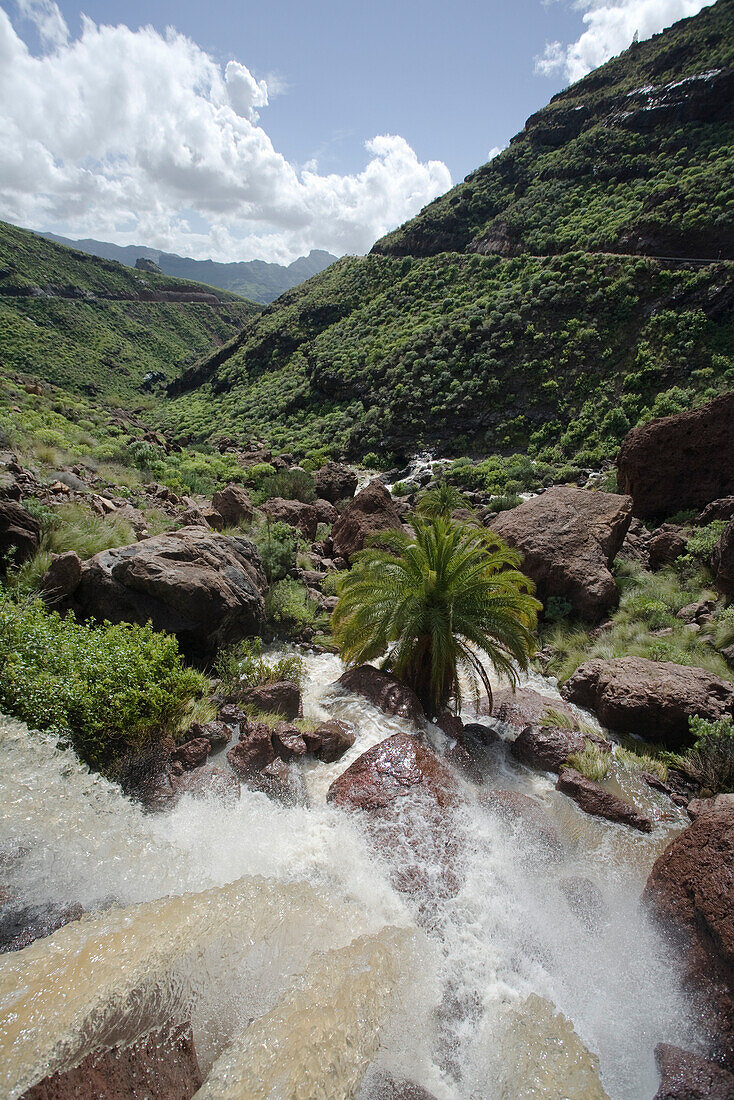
left=0, top=648, right=699, bottom=1099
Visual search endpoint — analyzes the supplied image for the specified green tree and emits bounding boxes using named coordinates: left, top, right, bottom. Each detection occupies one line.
left=417, top=481, right=471, bottom=519
left=332, top=516, right=540, bottom=717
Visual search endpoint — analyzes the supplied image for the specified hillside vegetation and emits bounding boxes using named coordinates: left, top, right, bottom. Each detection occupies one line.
left=0, top=221, right=259, bottom=402
left=160, top=0, right=734, bottom=467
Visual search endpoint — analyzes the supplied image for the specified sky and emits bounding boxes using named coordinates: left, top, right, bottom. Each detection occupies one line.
left=0, top=0, right=715, bottom=263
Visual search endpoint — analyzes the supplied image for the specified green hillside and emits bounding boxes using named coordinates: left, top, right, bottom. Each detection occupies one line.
left=159, top=0, right=734, bottom=468
left=0, top=220, right=260, bottom=402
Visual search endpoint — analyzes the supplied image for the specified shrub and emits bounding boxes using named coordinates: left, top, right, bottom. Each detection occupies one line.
left=678, top=521, right=727, bottom=567
left=487, top=493, right=522, bottom=513
left=251, top=520, right=297, bottom=583
left=566, top=740, right=611, bottom=782
left=544, top=596, right=573, bottom=623
left=213, top=636, right=306, bottom=694
left=265, top=578, right=322, bottom=634
left=0, top=595, right=207, bottom=770
left=666, top=714, right=734, bottom=794
left=254, top=468, right=316, bottom=505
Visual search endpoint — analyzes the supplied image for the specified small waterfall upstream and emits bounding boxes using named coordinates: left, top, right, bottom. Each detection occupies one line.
left=0, top=649, right=698, bottom=1099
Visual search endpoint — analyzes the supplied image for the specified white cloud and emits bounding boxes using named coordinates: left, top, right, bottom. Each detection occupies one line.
left=535, top=0, right=715, bottom=83
left=487, top=144, right=507, bottom=161
left=0, top=5, right=451, bottom=262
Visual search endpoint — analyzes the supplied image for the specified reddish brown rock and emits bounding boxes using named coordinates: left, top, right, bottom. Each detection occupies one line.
left=485, top=686, right=578, bottom=729
left=617, top=392, right=734, bottom=520
left=648, top=524, right=688, bottom=570
left=261, top=497, right=321, bottom=540
left=184, top=719, right=232, bottom=750
left=696, top=497, right=734, bottom=526
left=22, top=1023, right=202, bottom=1100
left=0, top=903, right=85, bottom=954
left=240, top=680, right=302, bottom=720
left=173, top=766, right=240, bottom=803
left=67, top=527, right=266, bottom=665
left=0, top=500, right=41, bottom=571
left=271, top=721, right=308, bottom=760
left=337, top=665, right=424, bottom=722
left=511, top=724, right=609, bottom=774
left=644, top=810, right=734, bottom=1069
left=556, top=767, right=653, bottom=832
left=561, top=657, right=734, bottom=749
left=490, top=486, right=632, bottom=622
left=227, top=722, right=275, bottom=775
left=171, top=737, right=210, bottom=770
left=259, top=756, right=298, bottom=801
left=713, top=520, right=734, bottom=596
left=41, top=551, right=83, bottom=604
left=313, top=462, right=358, bottom=504
left=211, top=483, right=254, bottom=527
left=331, top=480, right=403, bottom=561
left=328, top=734, right=456, bottom=814
left=366, top=1072, right=439, bottom=1100
left=304, top=719, right=356, bottom=762
left=653, top=1042, right=734, bottom=1099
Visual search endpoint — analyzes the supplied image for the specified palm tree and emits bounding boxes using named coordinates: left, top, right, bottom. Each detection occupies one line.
left=416, top=481, right=471, bottom=520
left=331, top=515, right=540, bottom=717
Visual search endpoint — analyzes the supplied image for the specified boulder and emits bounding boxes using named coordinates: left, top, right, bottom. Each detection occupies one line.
left=314, top=462, right=358, bottom=504
left=712, top=519, right=734, bottom=596
left=364, top=1073, right=439, bottom=1100
left=327, top=733, right=461, bottom=912
left=696, top=497, right=734, bottom=526
left=648, top=524, right=688, bottom=570
left=0, top=902, right=84, bottom=954
left=240, top=681, right=302, bottom=720
left=688, top=793, right=734, bottom=820
left=261, top=498, right=320, bottom=540
left=312, top=498, right=339, bottom=527
left=489, top=487, right=632, bottom=622
left=184, top=719, right=232, bottom=750
left=211, top=483, right=254, bottom=527
left=227, top=720, right=275, bottom=775
left=617, top=392, right=734, bottom=519
left=22, top=1023, right=202, bottom=1100
left=511, top=724, right=609, bottom=774
left=561, top=657, right=734, bottom=749
left=0, top=500, right=41, bottom=570
left=653, top=1043, right=734, bottom=1100
left=173, top=765, right=240, bottom=803
left=337, top=665, right=424, bottom=722
left=304, top=719, right=356, bottom=762
left=271, top=721, right=308, bottom=760
left=556, top=767, right=653, bottom=832
left=618, top=517, right=652, bottom=567
left=644, top=810, right=734, bottom=1069
left=171, top=737, right=210, bottom=770
left=487, top=686, right=578, bottom=729
left=331, top=480, right=403, bottom=561
left=67, top=527, right=266, bottom=664
left=40, top=551, right=82, bottom=604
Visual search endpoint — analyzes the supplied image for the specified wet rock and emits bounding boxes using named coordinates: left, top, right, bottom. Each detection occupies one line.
left=331, top=480, right=404, bottom=561
left=363, top=1072, right=439, bottom=1100
left=173, top=766, right=240, bottom=803
left=22, top=1022, right=202, bottom=1100
left=436, top=712, right=483, bottom=782
left=511, top=724, right=609, bottom=774
left=0, top=500, right=41, bottom=570
left=462, top=722, right=499, bottom=746
left=271, top=721, right=308, bottom=760
left=648, top=524, right=688, bottom=570
left=556, top=767, right=653, bottom=832
left=617, top=392, right=734, bottom=519
left=259, top=756, right=298, bottom=801
left=328, top=734, right=457, bottom=814
left=261, top=497, right=321, bottom=540
left=688, top=793, right=734, bottom=820
left=314, top=462, right=358, bottom=504
left=712, top=519, right=734, bottom=596
left=561, top=657, right=734, bottom=749
left=337, top=665, right=424, bottom=722
left=68, top=527, right=266, bottom=665
left=185, top=720, right=232, bottom=750
left=171, top=737, right=211, bottom=770
left=304, top=719, right=356, bottom=762
left=40, top=551, right=82, bottom=604
left=489, top=486, right=632, bottom=622
left=481, top=789, right=563, bottom=855
left=485, top=686, right=578, bottom=729
left=653, top=1042, right=734, bottom=1099
left=0, top=902, right=84, bottom=953
left=227, top=721, right=275, bottom=775
left=240, top=680, right=302, bottom=720
left=644, top=809, right=734, bottom=1069
left=560, top=876, right=605, bottom=929
left=211, top=483, right=254, bottom=526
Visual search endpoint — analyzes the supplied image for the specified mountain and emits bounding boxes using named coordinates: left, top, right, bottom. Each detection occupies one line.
left=0, top=220, right=260, bottom=402
left=159, top=0, right=734, bottom=468
left=37, top=233, right=337, bottom=304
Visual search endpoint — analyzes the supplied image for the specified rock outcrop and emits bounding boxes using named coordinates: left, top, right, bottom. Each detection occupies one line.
left=653, top=1042, right=734, bottom=1100
left=713, top=519, right=734, bottom=596
left=260, top=497, right=323, bottom=540
left=556, top=767, right=653, bottom=832
left=211, top=483, right=254, bottom=527
left=337, top=665, right=424, bottom=722
left=22, top=1023, right=202, bottom=1100
left=240, top=681, right=302, bottom=720
left=647, top=524, right=688, bottom=571
left=313, top=462, right=358, bottom=504
left=331, top=480, right=403, bottom=561
left=0, top=500, right=41, bottom=570
left=489, top=487, right=632, bottom=621
left=67, top=527, right=266, bottom=664
left=617, top=392, right=734, bottom=519
left=561, top=657, right=734, bottom=749
left=487, top=686, right=579, bottom=729
left=40, top=550, right=83, bottom=605
left=511, top=724, right=609, bottom=774
left=644, top=809, right=734, bottom=1069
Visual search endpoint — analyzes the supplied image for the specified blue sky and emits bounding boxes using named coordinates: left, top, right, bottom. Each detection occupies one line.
left=0, top=0, right=714, bottom=261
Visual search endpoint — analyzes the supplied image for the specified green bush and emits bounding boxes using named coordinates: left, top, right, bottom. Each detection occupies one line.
left=265, top=578, right=322, bottom=634
left=254, top=467, right=316, bottom=505
left=0, top=596, right=207, bottom=770
left=679, top=521, right=727, bottom=567
left=213, top=636, right=305, bottom=694
left=251, top=520, right=297, bottom=583
left=666, top=714, right=734, bottom=794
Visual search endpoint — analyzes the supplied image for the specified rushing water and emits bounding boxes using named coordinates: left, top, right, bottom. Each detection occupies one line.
left=0, top=650, right=699, bottom=1099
